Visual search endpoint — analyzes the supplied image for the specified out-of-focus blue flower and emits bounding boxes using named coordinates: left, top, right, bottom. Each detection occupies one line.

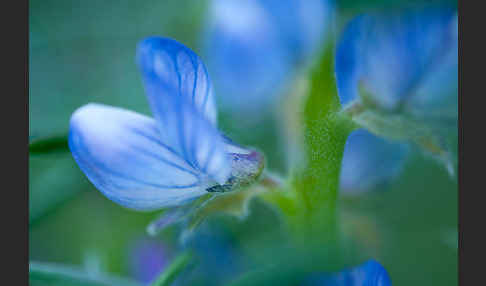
left=204, top=0, right=332, bottom=114
left=69, top=37, right=264, bottom=211
left=336, top=8, right=458, bottom=189
left=304, top=259, right=391, bottom=286
left=340, top=129, right=408, bottom=195
left=336, top=8, right=457, bottom=114
left=128, top=238, right=168, bottom=284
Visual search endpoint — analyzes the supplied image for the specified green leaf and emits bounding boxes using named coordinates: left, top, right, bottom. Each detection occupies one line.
left=149, top=251, right=194, bottom=286
left=29, top=151, right=90, bottom=225
left=29, top=135, right=69, bottom=155
left=29, top=261, right=141, bottom=286
left=28, top=134, right=89, bottom=225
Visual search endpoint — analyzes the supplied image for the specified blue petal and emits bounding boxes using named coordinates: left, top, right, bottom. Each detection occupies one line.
left=258, top=0, right=331, bottom=62
left=137, top=37, right=231, bottom=184
left=328, top=259, right=392, bottom=286
left=304, top=259, right=391, bottom=286
left=204, top=0, right=331, bottom=113
left=137, top=36, right=217, bottom=125
left=68, top=103, right=207, bottom=211
left=335, top=15, right=367, bottom=107
left=407, top=13, right=458, bottom=118
left=204, top=0, right=290, bottom=112
left=339, top=129, right=409, bottom=194
left=336, top=9, right=457, bottom=110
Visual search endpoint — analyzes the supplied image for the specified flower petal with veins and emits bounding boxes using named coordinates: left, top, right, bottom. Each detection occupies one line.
left=69, top=103, right=206, bottom=210
left=69, top=37, right=264, bottom=211
left=137, top=37, right=231, bottom=184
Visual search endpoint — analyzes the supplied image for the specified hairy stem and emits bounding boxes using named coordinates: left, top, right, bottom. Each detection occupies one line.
left=291, top=45, right=355, bottom=244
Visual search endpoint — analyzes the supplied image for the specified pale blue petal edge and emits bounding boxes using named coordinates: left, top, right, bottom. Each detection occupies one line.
left=68, top=103, right=207, bottom=211
left=137, top=36, right=231, bottom=184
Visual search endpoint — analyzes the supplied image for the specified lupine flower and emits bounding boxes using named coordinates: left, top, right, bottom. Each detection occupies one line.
left=203, top=0, right=332, bottom=114
left=303, top=259, right=391, bottom=286
left=68, top=37, right=264, bottom=211
left=340, top=129, right=408, bottom=195
left=336, top=8, right=458, bottom=185
left=336, top=8, right=457, bottom=115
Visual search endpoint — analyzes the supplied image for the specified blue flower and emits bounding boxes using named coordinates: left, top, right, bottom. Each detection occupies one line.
left=336, top=8, right=457, bottom=114
left=340, top=129, right=409, bottom=195
left=69, top=37, right=264, bottom=211
left=304, top=259, right=391, bottom=286
left=203, top=0, right=332, bottom=113
left=336, top=8, right=458, bottom=186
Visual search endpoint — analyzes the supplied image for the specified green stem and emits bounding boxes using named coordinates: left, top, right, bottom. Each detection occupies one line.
left=149, top=251, right=194, bottom=286
left=290, top=45, right=355, bottom=244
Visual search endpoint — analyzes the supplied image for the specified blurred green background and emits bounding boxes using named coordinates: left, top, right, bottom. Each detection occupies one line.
left=29, top=0, right=457, bottom=285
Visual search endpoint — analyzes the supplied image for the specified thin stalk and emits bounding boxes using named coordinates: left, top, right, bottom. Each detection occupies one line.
left=29, top=261, right=141, bottom=286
